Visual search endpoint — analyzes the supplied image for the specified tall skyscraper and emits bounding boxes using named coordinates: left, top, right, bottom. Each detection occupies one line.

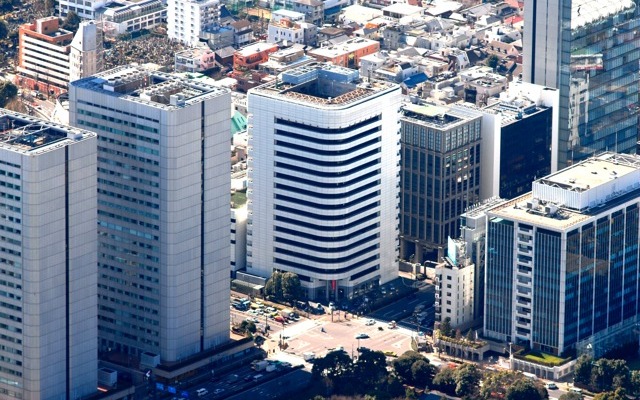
left=523, top=0, right=640, bottom=169
left=399, top=103, right=482, bottom=262
left=246, top=63, right=401, bottom=301
left=484, top=152, right=640, bottom=357
left=69, top=66, right=231, bottom=362
left=0, top=110, right=97, bottom=399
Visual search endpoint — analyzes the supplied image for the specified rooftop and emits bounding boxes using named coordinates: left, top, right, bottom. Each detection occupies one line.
left=308, top=37, right=379, bottom=57
left=72, top=65, right=229, bottom=110
left=0, top=110, right=94, bottom=154
left=400, top=103, right=480, bottom=128
left=251, top=62, right=397, bottom=107
left=571, top=0, right=635, bottom=30
left=483, top=97, right=548, bottom=126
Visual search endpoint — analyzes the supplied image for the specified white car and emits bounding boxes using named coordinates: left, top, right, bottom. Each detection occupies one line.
left=365, top=319, right=376, bottom=326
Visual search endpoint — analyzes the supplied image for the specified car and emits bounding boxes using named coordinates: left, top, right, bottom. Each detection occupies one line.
left=546, top=382, right=558, bottom=390
left=328, top=302, right=336, bottom=311
left=213, top=388, right=225, bottom=395
left=355, top=333, right=369, bottom=339
left=365, top=319, right=376, bottom=326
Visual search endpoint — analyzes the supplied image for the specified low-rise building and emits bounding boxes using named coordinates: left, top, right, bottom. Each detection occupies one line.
left=97, top=0, right=166, bottom=37
left=233, top=42, right=279, bottom=71
left=293, top=0, right=324, bottom=25
left=167, top=0, right=220, bottom=47
left=307, top=37, right=379, bottom=68
left=259, top=46, right=315, bottom=75
left=175, top=47, right=217, bottom=72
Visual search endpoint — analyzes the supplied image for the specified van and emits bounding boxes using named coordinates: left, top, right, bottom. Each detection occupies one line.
left=196, top=388, right=208, bottom=397
left=569, top=388, right=583, bottom=397
left=252, top=374, right=263, bottom=382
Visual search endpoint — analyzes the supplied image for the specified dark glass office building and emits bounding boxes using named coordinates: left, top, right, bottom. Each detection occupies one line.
left=484, top=153, right=640, bottom=357
left=524, top=0, right=640, bottom=169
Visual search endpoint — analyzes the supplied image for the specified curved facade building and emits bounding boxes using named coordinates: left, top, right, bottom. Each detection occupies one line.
left=246, top=63, right=401, bottom=300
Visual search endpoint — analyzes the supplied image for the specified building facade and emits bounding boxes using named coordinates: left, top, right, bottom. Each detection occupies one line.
left=479, top=80, right=559, bottom=200
left=167, top=0, right=220, bottom=47
left=97, top=0, right=167, bottom=37
left=69, top=66, right=231, bottom=362
left=523, top=0, right=640, bottom=168
left=0, top=110, right=97, bottom=399
left=246, top=63, right=401, bottom=300
left=59, top=0, right=108, bottom=18
left=484, top=152, right=640, bottom=357
left=69, top=21, right=103, bottom=83
left=399, top=103, right=482, bottom=262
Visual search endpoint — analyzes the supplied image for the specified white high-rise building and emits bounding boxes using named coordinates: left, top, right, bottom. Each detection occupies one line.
left=0, top=110, right=97, bottom=399
left=69, top=65, right=231, bottom=362
left=246, top=63, right=401, bottom=301
left=168, top=0, right=220, bottom=47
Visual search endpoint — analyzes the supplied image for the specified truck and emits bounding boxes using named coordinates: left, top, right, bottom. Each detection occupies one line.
left=303, top=352, right=316, bottom=362
left=265, top=363, right=277, bottom=372
left=251, top=360, right=269, bottom=371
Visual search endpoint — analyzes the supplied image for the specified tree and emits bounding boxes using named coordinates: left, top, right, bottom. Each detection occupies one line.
left=0, top=81, right=18, bottom=108
left=505, top=378, right=546, bottom=400
left=264, top=271, right=283, bottom=300
left=481, top=370, right=526, bottom=400
left=44, top=0, right=55, bottom=14
left=411, top=359, right=435, bottom=388
left=392, top=351, right=435, bottom=386
left=574, top=355, right=593, bottom=386
left=354, top=348, right=388, bottom=389
left=591, top=358, right=629, bottom=392
left=312, top=349, right=354, bottom=382
left=455, top=363, right=482, bottom=398
left=593, top=388, right=628, bottom=400
left=438, top=317, right=453, bottom=337
left=432, top=367, right=457, bottom=395
left=237, top=320, right=256, bottom=337
left=0, top=20, right=8, bottom=41
left=281, top=272, right=302, bottom=301
left=486, top=54, right=500, bottom=69
left=62, top=11, right=81, bottom=32
left=629, top=370, right=640, bottom=396
left=559, top=393, right=583, bottom=400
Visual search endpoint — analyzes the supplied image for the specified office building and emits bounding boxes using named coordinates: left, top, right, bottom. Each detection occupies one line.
left=168, top=0, right=220, bottom=47
left=246, top=63, right=401, bottom=300
left=399, top=103, right=482, bottom=263
left=18, top=17, right=102, bottom=96
left=479, top=80, right=559, bottom=200
left=523, top=0, right=640, bottom=168
left=484, top=152, right=640, bottom=357
left=0, top=110, right=97, bottom=399
left=69, top=65, right=231, bottom=362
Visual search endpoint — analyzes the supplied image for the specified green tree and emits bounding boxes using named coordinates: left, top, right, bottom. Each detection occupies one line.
left=411, top=359, right=435, bottom=388
left=559, top=393, right=583, bottom=400
left=593, top=388, right=628, bottom=400
left=481, top=370, right=524, bottom=400
left=281, top=272, right=303, bottom=301
left=438, top=317, right=453, bottom=337
left=264, top=271, right=284, bottom=300
left=629, top=370, right=640, bottom=396
left=237, top=320, right=256, bottom=337
left=486, top=54, right=500, bottom=69
left=392, top=351, right=434, bottom=386
left=312, top=349, right=354, bottom=382
left=455, top=363, right=482, bottom=398
left=354, top=348, right=388, bottom=389
left=0, top=20, right=8, bottom=41
left=574, top=355, right=593, bottom=386
left=432, top=367, right=457, bottom=395
left=591, top=358, right=629, bottom=392
left=0, top=81, right=18, bottom=108
left=505, top=378, right=546, bottom=400
left=62, top=11, right=81, bottom=32
left=44, top=0, right=55, bottom=14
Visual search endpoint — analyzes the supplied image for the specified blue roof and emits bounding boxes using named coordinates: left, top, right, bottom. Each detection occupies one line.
left=403, top=72, right=428, bottom=87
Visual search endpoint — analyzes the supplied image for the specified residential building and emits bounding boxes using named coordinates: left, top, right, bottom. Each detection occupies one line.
left=97, top=0, right=167, bottom=37
left=230, top=20, right=254, bottom=48
left=307, top=37, right=379, bottom=68
left=259, top=46, right=315, bottom=75
left=523, top=0, right=640, bottom=168
left=435, top=197, right=505, bottom=329
left=293, top=0, right=324, bottom=26
left=484, top=152, right=640, bottom=357
left=69, top=65, right=231, bottom=362
left=59, top=0, right=108, bottom=18
left=69, top=21, right=103, bottom=83
left=17, top=17, right=102, bottom=96
left=200, top=24, right=235, bottom=50
left=168, top=0, right=220, bottom=47
left=233, top=42, right=279, bottom=71
left=246, top=63, right=401, bottom=300
left=175, top=47, right=217, bottom=72
left=399, top=103, right=482, bottom=263
left=0, top=110, right=97, bottom=399
left=478, top=80, right=559, bottom=200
